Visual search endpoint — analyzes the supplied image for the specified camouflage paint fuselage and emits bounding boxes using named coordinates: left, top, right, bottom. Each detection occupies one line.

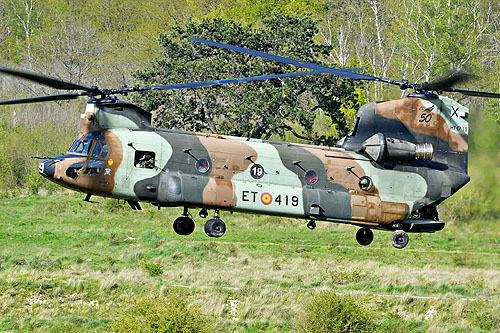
left=40, top=95, right=470, bottom=230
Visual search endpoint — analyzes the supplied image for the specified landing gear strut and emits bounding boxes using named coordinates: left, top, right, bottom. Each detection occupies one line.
left=173, top=207, right=195, bottom=236
left=391, top=230, right=409, bottom=249
left=204, top=209, right=226, bottom=238
left=356, top=227, right=373, bottom=246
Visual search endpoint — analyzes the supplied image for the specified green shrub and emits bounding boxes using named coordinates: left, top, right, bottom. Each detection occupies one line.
left=296, top=291, right=375, bottom=333
left=143, top=262, right=163, bottom=277
left=464, top=301, right=500, bottom=331
left=110, top=292, right=215, bottom=332
left=102, top=199, right=128, bottom=213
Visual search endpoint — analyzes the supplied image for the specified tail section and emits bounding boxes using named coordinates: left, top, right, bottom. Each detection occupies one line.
left=340, top=95, right=469, bottom=173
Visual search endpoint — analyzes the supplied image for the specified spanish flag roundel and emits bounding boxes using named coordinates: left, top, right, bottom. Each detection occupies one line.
left=260, top=192, right=273, bottom=205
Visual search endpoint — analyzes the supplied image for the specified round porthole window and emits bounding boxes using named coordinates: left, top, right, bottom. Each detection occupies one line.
left=304, top=170, right=318, bottom=185
left=250, top=164, right=265, bottom=179
left=359, top=176, right=373, bottom=191
left=195, top=158, right=211, bottom=173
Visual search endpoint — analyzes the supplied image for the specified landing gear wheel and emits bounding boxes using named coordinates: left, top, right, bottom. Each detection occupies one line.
left=356, top=227, right=373, bottom=246
left=204, top=218, right=226, bottom=238
left=307, top=220, right=316, bottom=230
left=199, top=208, right=208, bottom=218
left=391, top=230, right=409, bottom=249
left=173, top=216, right=195, bottom=235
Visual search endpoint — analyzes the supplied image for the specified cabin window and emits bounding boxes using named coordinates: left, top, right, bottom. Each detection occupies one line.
left=304, top=170, right=318, bottom=185
left=195, top=158, right=210, bottom=173
left=134, top=150, right=155, bottom=169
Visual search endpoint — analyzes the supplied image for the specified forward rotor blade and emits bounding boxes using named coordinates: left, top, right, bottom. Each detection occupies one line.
left=442, top=88, right=500, bottom=98
left=134, top=71, right=328, bottom=91
left=423, top=72, right=476, bottom=91
left=0, top=93, right=82, bottom=105
left=189, top=38, right=381, bottom=81
left=0, top=66, right=96, bottom=92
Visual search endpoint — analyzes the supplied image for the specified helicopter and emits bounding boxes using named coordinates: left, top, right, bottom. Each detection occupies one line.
left=1, top=38, right=499, bottom=249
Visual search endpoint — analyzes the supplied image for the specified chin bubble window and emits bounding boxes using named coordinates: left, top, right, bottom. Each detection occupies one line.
left=134, top=151, right=155, bottom=169
left=84, top=160, right=105, bottom=175
left=66, top=162, right=85, bottom=179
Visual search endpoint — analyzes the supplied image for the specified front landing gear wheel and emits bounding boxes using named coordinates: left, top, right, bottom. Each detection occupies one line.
left=391, top=230, right=409, bottom=249
left=173, top=216, right=195, bottom=235
left=356, top=227, right=373, bottom=246
left=204, top=218, right=226, bottom=238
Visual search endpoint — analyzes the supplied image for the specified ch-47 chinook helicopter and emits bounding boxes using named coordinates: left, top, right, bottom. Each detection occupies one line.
left=1, top=38, right=499, bottom=249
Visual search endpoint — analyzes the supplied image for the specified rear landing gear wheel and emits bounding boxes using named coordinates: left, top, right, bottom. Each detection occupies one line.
left=391, top=230, right=409, bottom=249
left=307, top=220, right=316, bottom=230
left=173, top=216, right=195, bottom=236
left=204, top=218, right=226, bottom=238
left=356, top=227, right=373, bottom=246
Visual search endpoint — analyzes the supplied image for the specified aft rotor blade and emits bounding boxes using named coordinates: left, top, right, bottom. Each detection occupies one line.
left=443, top=88, right=500, bottom=98
left=423, top=72, right=476, bottom=91
left=0, top=93, right=82, bottom=105
left=188, top=38, right=382, bottom=82
left=0, top=66, right=96, bottom=92
left=125, top=71, right=328, bottom=92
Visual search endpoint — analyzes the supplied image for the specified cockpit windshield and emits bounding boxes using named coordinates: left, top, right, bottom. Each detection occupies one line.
left=68, top=132, right=108, bottom=157
left=70, top=139, right=92, bottom=154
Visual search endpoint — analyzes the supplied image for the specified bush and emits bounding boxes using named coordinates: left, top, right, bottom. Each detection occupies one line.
left=143, top=262, right=163, bottom=277
left=110, top=292, right=215, bottom=332
left=296, top=291, right=375, bottom=333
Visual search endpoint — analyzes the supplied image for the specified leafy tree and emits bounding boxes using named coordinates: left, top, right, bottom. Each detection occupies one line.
left=133, top=14, right=360, bottom=144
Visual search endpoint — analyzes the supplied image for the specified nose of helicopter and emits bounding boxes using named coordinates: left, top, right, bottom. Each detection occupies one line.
left=38, top=159, right=55, bottom=178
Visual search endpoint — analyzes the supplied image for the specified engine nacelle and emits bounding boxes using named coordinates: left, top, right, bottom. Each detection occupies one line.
left=361, top=132, right=433, bottom=162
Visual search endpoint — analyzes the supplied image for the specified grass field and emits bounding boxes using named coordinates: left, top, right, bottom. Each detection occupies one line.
left=0, top=192, right=499, bottom=332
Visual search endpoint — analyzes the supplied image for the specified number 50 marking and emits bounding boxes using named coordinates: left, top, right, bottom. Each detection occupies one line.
left=419, top=113, right=433, bottom=123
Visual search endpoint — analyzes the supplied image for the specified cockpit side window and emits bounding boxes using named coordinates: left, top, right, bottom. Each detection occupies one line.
left=92, top=143, right=102, bottom=158
left=84, top=136, right=111, bottom=176
left=101, top=143, right=109, bottom=158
